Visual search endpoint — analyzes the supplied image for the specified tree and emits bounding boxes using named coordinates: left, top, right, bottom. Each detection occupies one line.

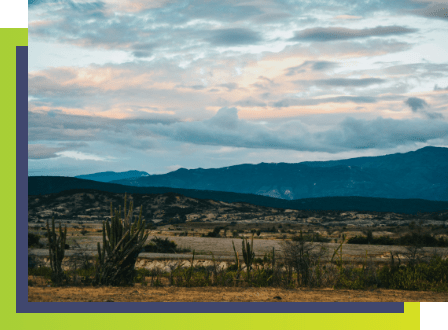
left=282, top=230, right=326, bottom=287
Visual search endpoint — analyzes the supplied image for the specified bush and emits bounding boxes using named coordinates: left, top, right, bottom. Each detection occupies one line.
left=206, top=226, right=224, bottom=238
left=143, top=237, right=178, bottom=253
left=347, top=232, right=448, bottom=247
left=29, top=266, right=52, bottom=279
left=378, top=255, right=448, bottom=291
left=292, top=232, right=330, bottom=243
left=282, top=230, right=327, bottom=287
left=28, top=232, right=41, bottom=248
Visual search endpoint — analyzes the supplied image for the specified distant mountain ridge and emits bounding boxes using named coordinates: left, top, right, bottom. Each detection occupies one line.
left=75, top=170, right=149, bottom=183
left=28, top=176, right=448, bottom=214
left=108, top=147, right=448, bottom=201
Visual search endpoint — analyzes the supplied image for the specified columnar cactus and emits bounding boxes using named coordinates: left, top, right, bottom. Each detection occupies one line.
left=232, top=240, right=240, bottom=271
left=46, top=217, right=67, bottom=285
left=242, top=235, right=255, bottom=277
left=95, top=193, right=149, bottom=286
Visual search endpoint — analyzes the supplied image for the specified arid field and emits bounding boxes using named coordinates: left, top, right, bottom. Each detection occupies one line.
left=28, top=190, right=448, bottom=302
left=28, top=280, right=448, bottom=302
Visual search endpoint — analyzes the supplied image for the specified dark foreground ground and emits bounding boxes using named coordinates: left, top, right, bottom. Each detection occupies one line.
left=28, top=277, right=448, bottom=302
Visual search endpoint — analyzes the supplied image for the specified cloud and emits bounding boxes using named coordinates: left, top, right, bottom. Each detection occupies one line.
left=234, top=98, right=267, bottom=107
left=28, top=142, right=89, bottom=159
left=285, top=61, right=338, bottom=76
left=207, top=28, right=263, bottom=46
left=28, top=110, right=177, bottom=147
left=319, top=116, right=448, bottom=150
left=153, top=108, right=448, bottom=152
left=312, top=78, right=385, bottom=87
left=218, top=83, right=238, bottom=91
left=404, top=97, right=444, bottom=119
left=290, top=26, right=417, bottom=42
left=434, top=84, right=448, bottom=91
left=312, top=61, right=338, bottom=71
left=28, top=144, right=65, bottom=159
left=413, top=2, right=448, bottom=20
left=57, top=151, right=113, bottom=161
left=405, top=97, right=428, bottom=112
left=28, top=105, right=448, bottom=161
left=334, top=15, right=363, bottom=20
left=272, top=96, right=377, bottom=108
left=425, top=112, right=444, bottom=119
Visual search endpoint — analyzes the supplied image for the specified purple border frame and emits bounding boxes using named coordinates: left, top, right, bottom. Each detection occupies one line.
left=16, top=46, right=404, bottom=313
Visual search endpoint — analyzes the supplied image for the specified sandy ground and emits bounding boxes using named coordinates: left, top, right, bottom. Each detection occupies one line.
left=28, top=278, right=448, bottom=302
left=30, top=233, right=448, bottom=264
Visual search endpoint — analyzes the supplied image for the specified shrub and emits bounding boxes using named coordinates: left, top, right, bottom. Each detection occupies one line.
left=28, top=232, right=41, bottom=248
left=29, top=266, right=52, bottom=279
left=292, top=232, right=330, bottom=243
left=206, top=226, right=224, bottom=237
left=347, top=232, right=448, bottom=247
left=282, top=230, right=327, bottom=287
left=378, top=255, right=448, bottom=291
left=143, top=237, right=178, bottom=253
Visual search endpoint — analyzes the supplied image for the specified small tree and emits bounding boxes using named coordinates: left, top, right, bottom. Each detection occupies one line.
left=94, top=194, right=149, bottom=286
left=282, top=230, right=326, bottom=287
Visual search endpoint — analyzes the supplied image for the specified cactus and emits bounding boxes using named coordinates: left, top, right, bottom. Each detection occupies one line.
left=232, top=240, right=240, bottom=271
left=94, top=194, right=149, bottom=286
left=46, top=217, right=67, bottom=285
left=242, top=235, right=255, bottom=279
left=185, top=250, right=195, bottom=287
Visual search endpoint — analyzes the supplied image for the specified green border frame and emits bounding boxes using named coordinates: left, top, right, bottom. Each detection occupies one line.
left=1, top=27, right=420, bottom=329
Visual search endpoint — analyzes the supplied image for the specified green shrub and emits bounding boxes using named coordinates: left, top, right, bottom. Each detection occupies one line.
left=28, top=232, right=41, bottom=248
left=206, top=226, right=224, bottom=238
left=378, top=256, right=448, bottom=291
left=143, top=237, right=178, bottom=253
left=250, top=268, right=275, bottom=287
left=29, top=266, right=52, bottom=279
left=347, top=232, right=448, bottom=247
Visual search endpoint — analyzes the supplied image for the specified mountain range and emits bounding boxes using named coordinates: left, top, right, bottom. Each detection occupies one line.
left=75, top=170, right=149, bottom=183
left=27, top=176, right=448, bottom=214
left=104, top=146, right=448, bottom=201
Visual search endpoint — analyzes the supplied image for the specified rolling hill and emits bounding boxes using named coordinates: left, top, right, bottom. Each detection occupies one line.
left=28, top=176, right=448, bottom=214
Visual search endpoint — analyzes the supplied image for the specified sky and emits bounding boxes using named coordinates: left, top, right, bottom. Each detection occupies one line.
left=28, top=0, right=448, bottom=176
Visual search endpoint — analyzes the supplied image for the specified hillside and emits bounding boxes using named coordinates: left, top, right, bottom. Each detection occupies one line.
left=109, top=147, right=448, bottom=201
left=75, top=170, right=149, bottom=183
left=28, top=176, right=448, bottom=214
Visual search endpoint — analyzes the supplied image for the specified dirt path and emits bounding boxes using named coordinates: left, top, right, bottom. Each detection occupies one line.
left=28, top=285, right=448, bottom=302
